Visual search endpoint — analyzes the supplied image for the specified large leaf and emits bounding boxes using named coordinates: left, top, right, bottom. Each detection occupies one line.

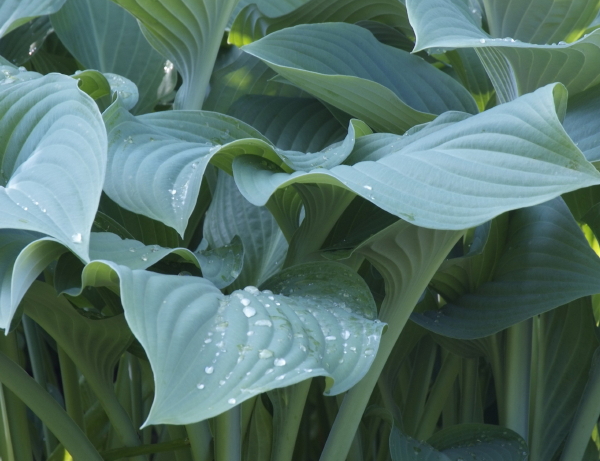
left=0, top=16, right=51, bottom=65
left=203, top=172, right=286, bottom=290
left=103, top=102, right=366, bottom=235
left=407, top=0, right=600, bottom=99
left=242, top=22, right=478, bottom=134
left=112, top=0, right=240, bottom=110
left=0, top=231, right=66, bottom=331
left=95, top=261, right=386, bottom=425
left=229, top=0, right=411, bottom=47
left=51, top=0, right=176, bottom=114
left=412, top=198, right=600, bottom=338
left=232, top=84, right=600, bottom=231
left=563, top=84, right=600, bottom=163
left=389, top=424, right=528, bottom=461
left=0, top=72, right=107, bottom=260
left=529, top=298, right=598, bottom=461
left=0, top=0, right=66, bottom=37
left=204, top=49, right=308, bottom=115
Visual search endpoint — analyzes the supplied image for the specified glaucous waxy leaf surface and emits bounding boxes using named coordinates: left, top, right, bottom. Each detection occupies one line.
left=0, top=0, right=65, bottom=37
left=0, top=231, right=66, bottom=331
left=390, top=424, right=528, bottom=461
left=412, top=198, right=600, bottom=338
left=243, top=22, right=478, bottom=134
left=204, top=172, right=286, bottom=290
left=0, top=71, right=106, bottom=261
left=96, top=261, right=387, bottom=425
left=112, top=0, right=240, bottom=110
left=51, top=0, right=176, bottom=114
left=407, top=0, right=600, bottom=99
left=0, top=16, right=52, bottom=66
left=233, top=84, right=600, bottom=230
left=103, top=103, right=368, bottom=235
left=229, top=0, right=411, bottom=47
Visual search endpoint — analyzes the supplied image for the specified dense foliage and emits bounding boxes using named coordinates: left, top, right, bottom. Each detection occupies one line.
left=1, top=0, right=600, bottom=460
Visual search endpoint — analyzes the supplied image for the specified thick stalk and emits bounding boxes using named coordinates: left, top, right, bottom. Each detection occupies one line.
left=319, top=225, right=463, bottom=461
left=0, top=385, right=14, bottom=461
left=415, top=352, right=460, bottom=440
left=402, top=336, right=437, bottom=436
left=185, top=422, right=212, bottom=461
left=58, top=346, right=85, bottom=430
left=560, top=348, right=600, bottom=461
left=459, top=358, right=479, bottom=424
left=167, top=426, right=193, bottom=461
left=215, top=406, right=241, bottom=461
left=503, top=319, right=532, bottom=442
left=0, top=332, right=33, bottom=461
left=270, top=380, right=312, bottom=461
left=0, top=351, right=102, bottom=460
left=23, top=315, right=57, bottom=455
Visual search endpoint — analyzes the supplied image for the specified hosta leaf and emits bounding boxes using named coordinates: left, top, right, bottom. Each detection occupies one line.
left=229, top=0, right=411, bottom=47
left=204, top=49, right=308, bottom=115
left=233, top=84, right=600, bottom=230
left=563, top=84, right=600, bottom=163
left=195, top=236, right=244, bottom=289
left=390, top=424, right=529, bottom=461
left=482, top=0, right=599, bottom=45
left=0, top=231, right=66, bottom=331
left=407, top=0, right=600, bottom=98
left=529, top=299, right=598, bottom=461
left=22, top=281, right=132, bottom=391
left=228, top=96, right=346, bottom=152
left=0, top=72, right=106, bottom=260
left=102, top=260, right=385, bottom=425
left=51, top=0, right=176, bottom=114
left=112, top=0, right=240, bottom=110
left=242, top=22, right=478, bottom=134
left=72, top=70, right=111, bottom=101
left=204, top=172, right=286, bottom=290
left=0, top=0, right=66, bottom=38
left=412, top=198, right=600, bottom=339
left=0, top=16, right=51, bottom=65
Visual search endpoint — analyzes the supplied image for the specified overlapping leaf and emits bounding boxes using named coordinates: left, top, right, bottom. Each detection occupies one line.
left=229, top=0, right=411, bottom=47
left=0, top=0, right=65, bottom=37
left=242, top=22, right=478, bottom=134
left=83, top=260, right=384, bottom=425
left=0, top=72, right=106, bottom=260
left=112, top=0, right=240, bottom=110
left=390, top=424, right=528, bottom=461
left=103, top=103, right=367, bottom=235
left=407, top=0, right=600, bottom=98
left=233, top=84, right=600, bottom=231
left=51, top=0, right=176, bottom=114
left=412, top=198, right=600, bottom=338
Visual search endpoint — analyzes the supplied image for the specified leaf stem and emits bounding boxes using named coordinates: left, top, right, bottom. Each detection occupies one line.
left=503, top=319, right=532, bottom=442
left=560, top=348, right=600, bottom=461
left=215, top=405, right=242, bottom=461
left=459, top=357, right=479, bottom=424
left=185, top=421, right=213, bottom=461
left=57, top=346, right=85, bottom=430
left=270, top=379, right=312, bottom=461
left=101, top=438, right=191, bottom=460
left=0, top=350, right=102, bottom=460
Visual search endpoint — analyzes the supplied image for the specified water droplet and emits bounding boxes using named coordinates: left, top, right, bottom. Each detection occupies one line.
left=342, top=330, right=350, bottom=340
left=141, top=255, right=148, bottom=261
left=255, top=320, right=272, bottom=327
left=276, top=375, right=285, bottom=380
left=125, top=136, right=133, bottom=144
left=129, top=247, right=135, bottom=252
left=219, top=380, right=226, bottom=385
left=243, top=306, right=257, bottom=318
left=71, top=233, right=82, bottom=244
left=204, top=338, right=212, bottom=344
left=364, top=349, right=374, bottom=356
left=228, top=398, right=236, bottom=405
left=259, top=349, right=274, bottom=359
left=197, top=383, right=205, bottom=389
left=240, top=298, right=251, bottom=307
left=479, top=38, right=486, bottom=43
left=169, top=189, right=177, bottom=195
left=363, top=185, right=372, bottom=191
left=325, top=335, right=336, bottom=341
left=205, top=366, right=214, bottom=374
left=244, top=286, right=259, bottom=294
left=274, top=358, right=286, bottom=367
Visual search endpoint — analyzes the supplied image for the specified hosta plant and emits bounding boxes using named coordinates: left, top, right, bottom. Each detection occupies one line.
left=2, top=0, right=600, bottom=460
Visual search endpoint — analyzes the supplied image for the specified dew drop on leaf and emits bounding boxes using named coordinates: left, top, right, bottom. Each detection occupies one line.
left=274, top=358, right=286, bottom=367
left=259, top=349, right=273, bottom=359
left=205, top=366, right=214, bottom=374
left=71, top=233, right=82, bottom=244
left=243, top=306, right=256, bottom=318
